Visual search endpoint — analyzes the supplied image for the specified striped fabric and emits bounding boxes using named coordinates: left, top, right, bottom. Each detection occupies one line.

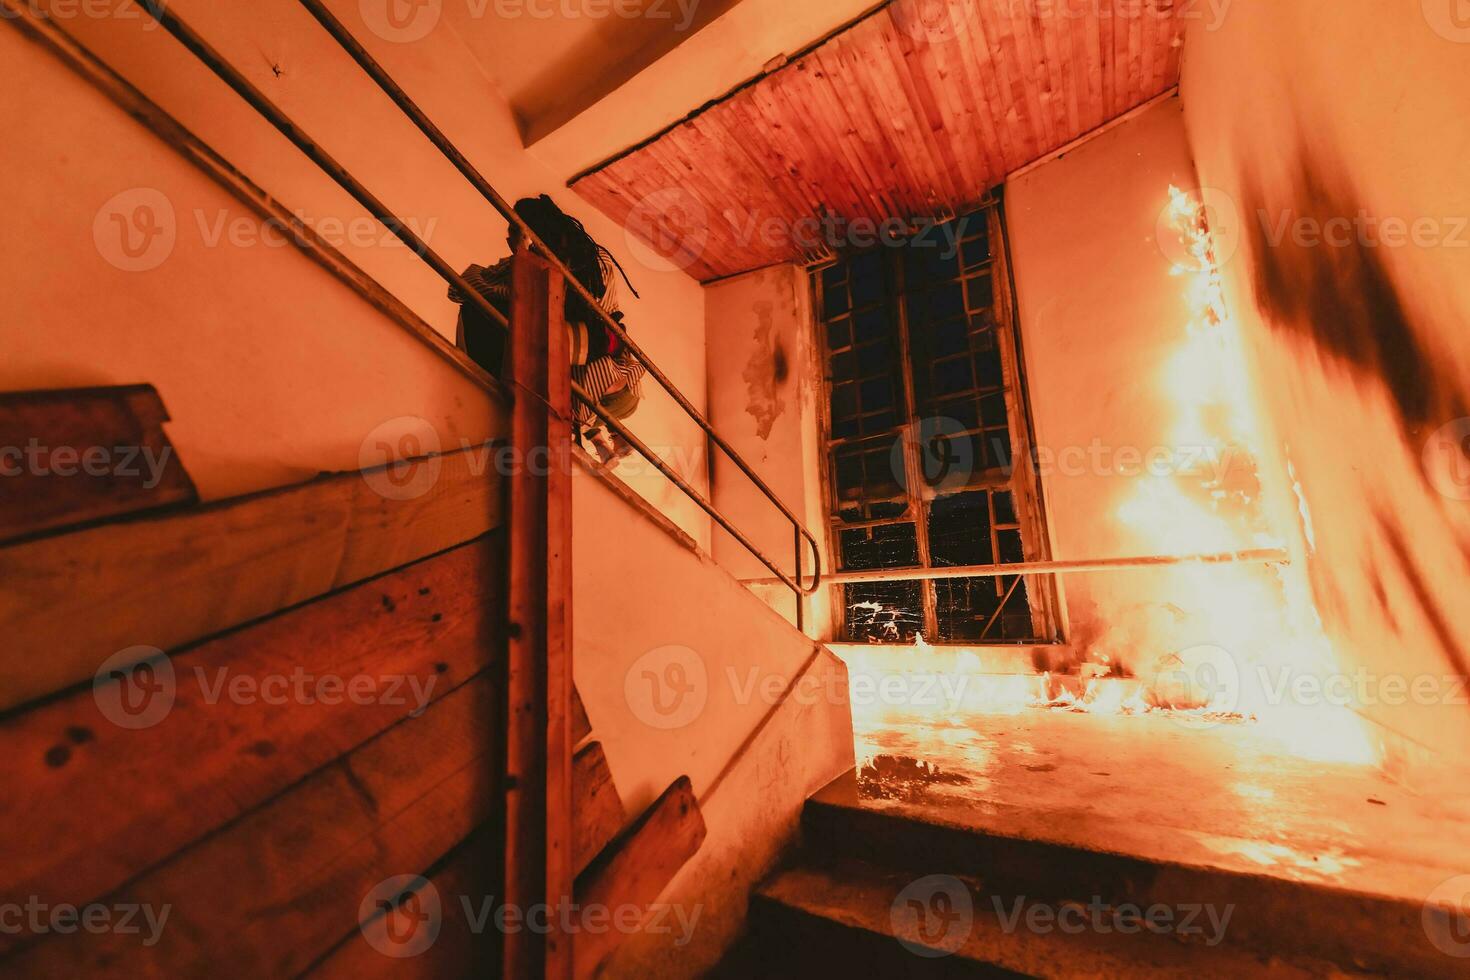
left=574, top=352, right=646, bottom=425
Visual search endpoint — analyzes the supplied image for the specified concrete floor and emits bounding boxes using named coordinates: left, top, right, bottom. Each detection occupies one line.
left=845, top=698, right=1470, bottom=903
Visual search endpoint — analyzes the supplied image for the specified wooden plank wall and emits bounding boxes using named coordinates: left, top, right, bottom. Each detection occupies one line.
left=0, top=381, right=516, bottom=975
left=572, top=0, right=1187, bottom=281
left=1, top=383, right=700, bottom=973
left=0, top=440, right=505, bottom=714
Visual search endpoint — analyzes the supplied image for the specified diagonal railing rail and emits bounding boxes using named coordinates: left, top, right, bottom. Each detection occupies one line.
left=292, top=0, right=824, bottom=627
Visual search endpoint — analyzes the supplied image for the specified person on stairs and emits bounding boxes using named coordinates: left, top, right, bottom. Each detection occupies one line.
left=450, top=194, right=642, bottom=463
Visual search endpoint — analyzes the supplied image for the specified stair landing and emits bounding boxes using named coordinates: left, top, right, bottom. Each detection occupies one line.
left=736, top=706, right=1470, bottom=977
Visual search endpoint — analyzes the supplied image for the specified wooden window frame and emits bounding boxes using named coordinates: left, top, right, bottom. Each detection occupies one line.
left=811, top=196, right=1062, bottom=645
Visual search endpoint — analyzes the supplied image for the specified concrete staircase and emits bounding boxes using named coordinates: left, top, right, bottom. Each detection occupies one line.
left=720, top=771, right=1458, bottom=978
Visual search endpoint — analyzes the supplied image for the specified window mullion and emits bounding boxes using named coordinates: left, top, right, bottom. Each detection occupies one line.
left=890, top=247, right=939, bottom=641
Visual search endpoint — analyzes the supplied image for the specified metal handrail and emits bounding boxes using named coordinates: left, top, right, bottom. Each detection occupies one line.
left=295, top=0, right=822, bottom=604
left=744, top=548, right=1292, bottom=642
left=570, top=381, right=809, bottom=600
left=134, top=2, right=512, bottom=343
left=140, top=1, right=823, bottom=627
left=741, top=548, right=1292, bottom=586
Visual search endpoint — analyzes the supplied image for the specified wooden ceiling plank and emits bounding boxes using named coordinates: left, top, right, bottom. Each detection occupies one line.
left=878, top=11, right=970, bottom=204
left=739, top=66, right=842, bottom=231
left=1033, top=2, right=1075, bottom=157
left=924, top=7, right=994, bottom=202
left=986, top=3, right=1044, bottom=164
left=688, top=102, right=806, bottom=271
left=1004, top=3, right=1058, bottom=155
left=1127, top=1, right=1146, bottom=109
left=569, top=0, right=1185, bottom=281
left=964, top=3, right=1026, bottom=174
left=896, top=5, right=989, bottom=202
left=889, top=38, right=973, bottom=205
left=1140, top=0, right=1160, bottom=105
left=776, top=49, right=892, bottom=225
left=663, top=119, right=777, bottom=277
left=604, top=149, right=729, bottom=280
left=855, top=16, right=951, bottom=218
left=872, top=15, right=967, bottom=207
left=1054, top=2, right=1085, bottom=145
left=1083, top=4, right=1107, bottom=131
left=810, top=33, right=909, bottom=222
left=945, top=3, right=1010, bottom=192
left=1112, top=0, right=1129, bottom=118
left=1159, top=7, right=1185, bottom=95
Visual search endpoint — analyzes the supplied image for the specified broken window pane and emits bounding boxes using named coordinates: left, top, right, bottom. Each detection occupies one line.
left=845, top=581, right=923, bottom=643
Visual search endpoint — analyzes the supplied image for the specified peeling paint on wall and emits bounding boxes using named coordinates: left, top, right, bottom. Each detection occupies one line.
left=742, top=299, right=787, bottom=441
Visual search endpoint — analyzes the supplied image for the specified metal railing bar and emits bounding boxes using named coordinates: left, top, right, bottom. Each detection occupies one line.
left=293, top=0, right=822, bottom=596
left=569, top=381, right=805, bottom=599
left=138, top=2, right=511, bottom=336
left=741, top=548, right=1291, bottom=587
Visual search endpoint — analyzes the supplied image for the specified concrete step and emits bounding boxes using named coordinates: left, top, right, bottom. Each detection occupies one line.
left=747, top=860, right=1361, bottom=979
left=792, top=772, right=1447, bottom=977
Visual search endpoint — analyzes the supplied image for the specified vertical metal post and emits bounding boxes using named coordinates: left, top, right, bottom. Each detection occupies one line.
left=794, top=523, right=805, bottom=635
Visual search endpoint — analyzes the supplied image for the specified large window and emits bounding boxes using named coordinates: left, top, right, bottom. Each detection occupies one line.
left=814, top=200, right=1058, bottom=644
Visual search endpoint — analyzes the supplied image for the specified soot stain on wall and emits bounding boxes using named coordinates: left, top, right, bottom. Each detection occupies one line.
left=1240, top=141, right=1470, bottom=682
left=1241, top=151, right=1462, bottom=437
left=742, top=299, right=787, bottom=441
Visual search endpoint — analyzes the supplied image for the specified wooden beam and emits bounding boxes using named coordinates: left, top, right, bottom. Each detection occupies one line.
left=0, top=385, right=196, bottom=545
left=504, top=250, right=576, bottom=978
left=573, top=743, right=625, bottom=876
left=0, top=441, right=504, bottom=715
left=0, top=536, right=503, bottom=948
left=573, top=777, right=708, bottom=979
left=572, top=686, right=593, bottom=748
